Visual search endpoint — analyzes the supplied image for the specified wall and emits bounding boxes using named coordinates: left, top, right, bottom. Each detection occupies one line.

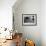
left=13, top=0, right=41, bottom=46
left=0, top=0, right=16, bottom=30
left=41, top=0, right=46, bottom=46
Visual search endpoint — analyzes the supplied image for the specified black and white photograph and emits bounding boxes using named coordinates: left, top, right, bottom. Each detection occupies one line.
left=22, top=14, right=37, bottom=26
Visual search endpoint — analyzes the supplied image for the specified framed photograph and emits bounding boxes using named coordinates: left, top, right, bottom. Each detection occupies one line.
left=22, top=14, right=37, bottom=26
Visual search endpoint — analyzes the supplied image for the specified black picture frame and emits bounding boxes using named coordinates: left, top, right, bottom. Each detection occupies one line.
left=22, top=14, right=37, bottom=26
